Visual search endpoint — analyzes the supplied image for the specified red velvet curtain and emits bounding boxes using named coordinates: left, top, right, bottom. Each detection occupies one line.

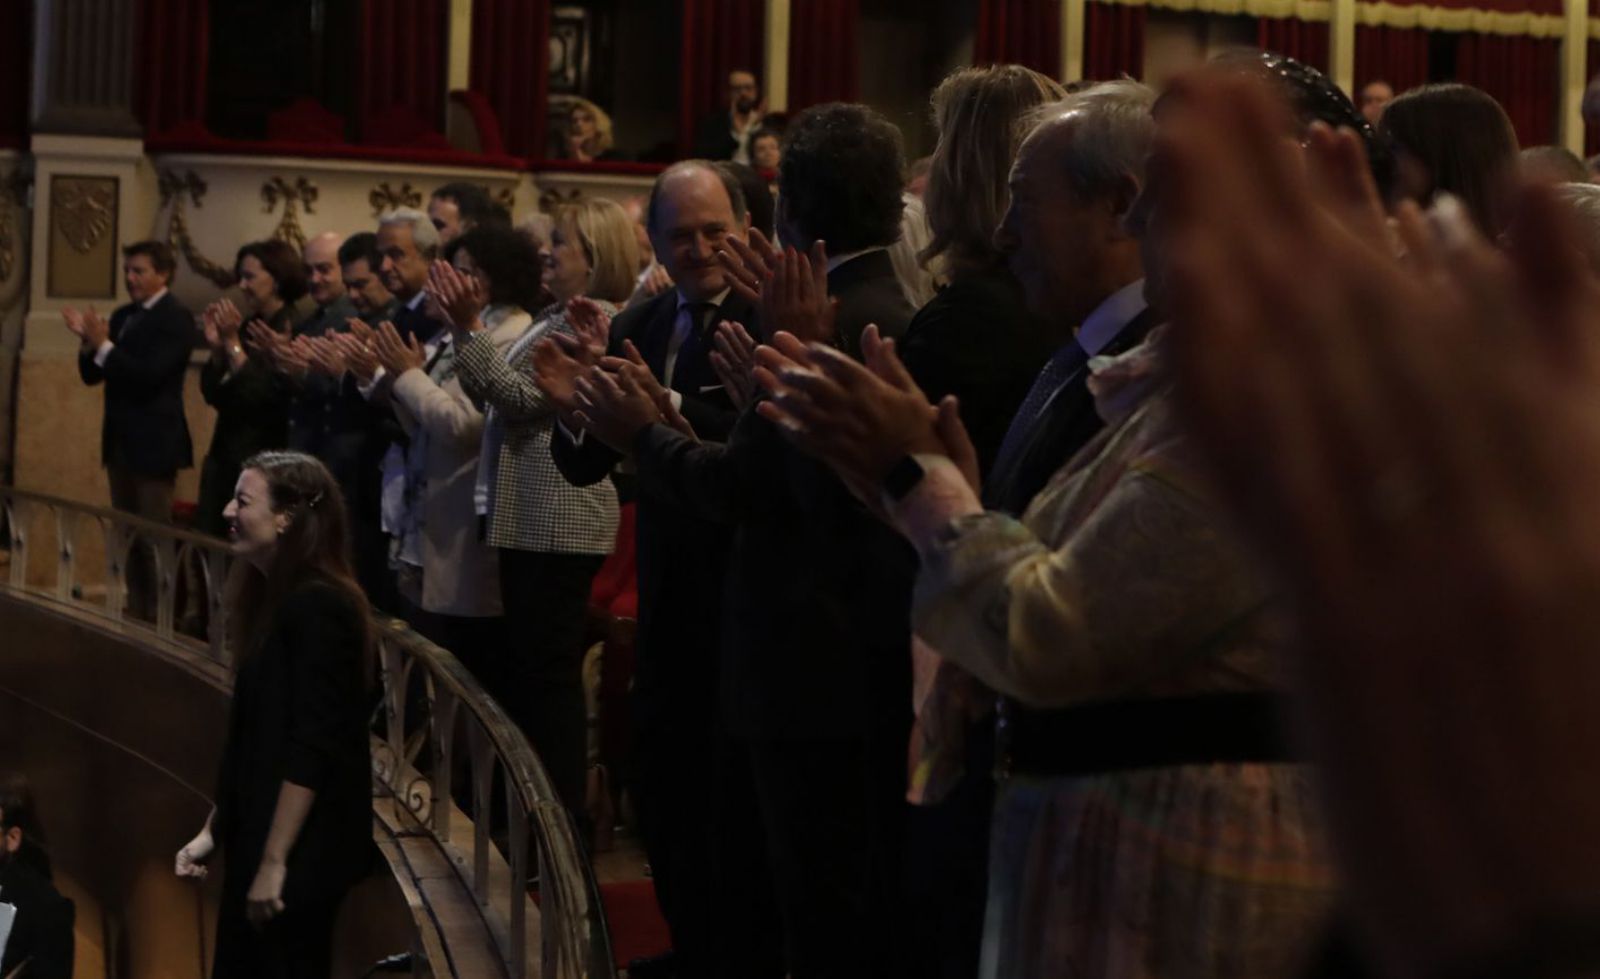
left=679, top=0, right=766, bottom=155
left=1257, top=18, right=1329, bottom=70
left=1588, top=39, right=1600, bottom=158
left=788, top=0, right=861, bottom=110
left=357, top=0, right=450, bottom=141
left=973, top=0, right=1062, bottom=75
left=1082, top=2, right=1145, bottom=81
left=1354, top=25, right=1431, bottom=97
left=0, top=0, right=30, bottom=147
left=469, top=0, right=550, bottom=156
left=1455, top=33, right=1559, bottom=146
left=134, top=0, right=209, bottom=137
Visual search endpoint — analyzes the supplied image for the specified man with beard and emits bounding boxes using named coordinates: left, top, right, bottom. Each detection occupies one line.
left=0, top=776, right=73, bottom=979
left=694, top=69, right=765, bottom=164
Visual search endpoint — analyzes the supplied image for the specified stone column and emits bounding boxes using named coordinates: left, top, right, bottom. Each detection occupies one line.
left=31, top=0, right=142, bottom=138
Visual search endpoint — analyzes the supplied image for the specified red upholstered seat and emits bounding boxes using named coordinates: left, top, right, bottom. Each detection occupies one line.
left=449, top=89, right=507, bottom=156
left=267, top=97, right=345, bottom=143
left=588, top=503, right=638, bottom=619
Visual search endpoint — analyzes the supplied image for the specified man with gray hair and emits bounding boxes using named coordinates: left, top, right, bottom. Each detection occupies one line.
left=985, top=78, right=1158, bottom=515
left=376, top=207, right=442, bottom=342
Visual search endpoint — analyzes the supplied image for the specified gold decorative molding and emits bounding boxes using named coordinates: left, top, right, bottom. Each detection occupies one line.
left=491, top=186, right=516, bottom=213
left=158, top=169, right=235, bottom=289
left=0, top=170, right=33, bottom=286
left=537, top=187, right=583, bottom=214
left=369, top=181, right=422, bottom=217
left=47, top=175, right=118, bottom=298
left=261, top=176, right=319, bottom=251
left=51, top=178, right=115, bottom=254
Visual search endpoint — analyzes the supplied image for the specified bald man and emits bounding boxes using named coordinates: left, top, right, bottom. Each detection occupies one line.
left=286, top=231, right=361, bottom=484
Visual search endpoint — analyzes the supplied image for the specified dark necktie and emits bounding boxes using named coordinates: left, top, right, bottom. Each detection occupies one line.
left=987, top=339, right=1089, bottom=504
left=671, top=302, right=718, bottom=395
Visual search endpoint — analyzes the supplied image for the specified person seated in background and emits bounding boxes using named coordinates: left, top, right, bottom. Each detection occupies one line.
left=1380, top=82, right=1520, bottom=235
left=194, top=240, right=304, bottom=539
left=749, top=127, right=782, bottom=180
left=1520, top=144, right=1592, bottom=186
left=1359, top=78, right=1394, bottom=125
left=622, top=195, right=673, bottom=307
left=437, top=205, right=632, bottom=832
left=564, top=98, right=621, bottom=163
left=905, top=155, right=932, bottom=197
left=1554, top=181, right=1600, bottom=274
left=427, top=182, right=511, bottom=246
left=719, top=161, right=776, bottom=240
left=695, top=69, right=765, bottom=163
left=0, top=774, right=74, bottom=979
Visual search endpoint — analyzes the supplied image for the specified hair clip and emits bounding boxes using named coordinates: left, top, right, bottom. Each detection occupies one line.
left=308, top=491, right=324, bottom=509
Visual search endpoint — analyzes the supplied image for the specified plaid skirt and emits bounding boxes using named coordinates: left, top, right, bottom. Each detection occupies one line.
left=982, top=762, right=1336, bottom=979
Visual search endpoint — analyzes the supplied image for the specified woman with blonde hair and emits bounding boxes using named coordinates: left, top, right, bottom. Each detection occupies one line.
left=433, top=198, right=636, bottom=830
left=894, top=62, right=1066, bottom=979
left=565, top=98, right=619, bottom=162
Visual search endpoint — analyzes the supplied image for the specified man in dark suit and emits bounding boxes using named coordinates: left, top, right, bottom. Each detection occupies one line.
left=984, top=81, right=1157, bottom=516
left=544, top=160, right=779, bottom=978
left=69, top=241, right=194, bottom=619
left=570, top=104, right=916, bottom=978
left=70, top=241, right=194, bottom=519
left=0, top=776, right=74, bottom=979
left=693, top=69, right=765, bottom=163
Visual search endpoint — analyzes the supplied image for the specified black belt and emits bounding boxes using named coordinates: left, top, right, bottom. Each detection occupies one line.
left=996, top=691, right=1296, bottom=778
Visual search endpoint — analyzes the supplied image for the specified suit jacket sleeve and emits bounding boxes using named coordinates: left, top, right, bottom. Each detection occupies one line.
left=452, top=328, right=556, bottom=423
left=631, top=406, right=791, bottom=523
left=550, top=423, right=621, bottom=488
left=389, top=367, right=484, bottom=449
left=201, top=355, right=283, bottom=414
left=278, top=584, right=366, bottom=791
left=28, top=895, right=74, bottom=979
left=77, top=347, right=104, bottom=386
left=94, top=306, right=195, bottom=395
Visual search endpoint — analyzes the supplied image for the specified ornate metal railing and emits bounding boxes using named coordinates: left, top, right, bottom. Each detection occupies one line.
left=0, top=485, right=615, bottom=978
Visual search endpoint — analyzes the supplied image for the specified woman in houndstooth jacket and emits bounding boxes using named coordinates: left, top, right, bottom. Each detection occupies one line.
left=438, top=205, right=638, bottom=825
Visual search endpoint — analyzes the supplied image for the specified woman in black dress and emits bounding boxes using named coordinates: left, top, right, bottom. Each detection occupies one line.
left=195, top=241, right=304, bottom=537
left=174, top=450, right=373, bottom=978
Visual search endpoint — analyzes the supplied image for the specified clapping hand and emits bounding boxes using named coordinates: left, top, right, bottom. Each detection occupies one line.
left=302, top=335, right=347, bottom=377
left=762, top=242, right=837, bottom=346
left=333, top=318, right=380, bottom=383
left=572, top=359, right=668, bottom=451
left=600, top=340, right=695, bottom=439
left=245, top=319, right=289, bottom=367
left=429, top=260, right=486, bottom=332
left=566, top=296, right=613, bottom=356
left=63, top=306, right=110, bottom=348
left=710, top=319, right=760, bottom=408
left=717, top=228, right=782, bottom=306
left=372, top=320, right=425, bottom=376
left=753, top=325, right=978, bottom=502
left=1160, top=68, right=1600, bottom=977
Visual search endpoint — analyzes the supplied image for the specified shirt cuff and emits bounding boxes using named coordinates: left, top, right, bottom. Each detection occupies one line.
left=357, top=366, right=388, bottom=400
left=887, top=454, right=985, bottom=552
left=557, top=418, right=586, bottom=446
left=667, top=389, right=684, bottom=411
left=93, top=340, right=114, bottom=367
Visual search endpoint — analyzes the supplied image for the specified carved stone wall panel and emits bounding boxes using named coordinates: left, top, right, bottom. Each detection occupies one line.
left=369, top=181, right=422, bottom=217
left=47, top=175, right=118, bottom=299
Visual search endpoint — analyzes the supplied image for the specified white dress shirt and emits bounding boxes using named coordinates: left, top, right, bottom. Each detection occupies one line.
left=93, top=286, right=170, bottom=366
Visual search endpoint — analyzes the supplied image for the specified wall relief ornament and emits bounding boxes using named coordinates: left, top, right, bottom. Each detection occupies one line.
left=369, top=181, right=422, bottom=217
left=0, top=170, right=34, bottom=285
left=261, top=176, right=319, bottom=250
left=51, top=178, right=115, bottom=254
left=537, top=187, right=583, bottom=214
left=158, top=169, right=235, bottom=289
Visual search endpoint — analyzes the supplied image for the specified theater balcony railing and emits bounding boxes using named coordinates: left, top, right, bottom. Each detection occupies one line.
left=0, top=484, right=615, bottom=979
